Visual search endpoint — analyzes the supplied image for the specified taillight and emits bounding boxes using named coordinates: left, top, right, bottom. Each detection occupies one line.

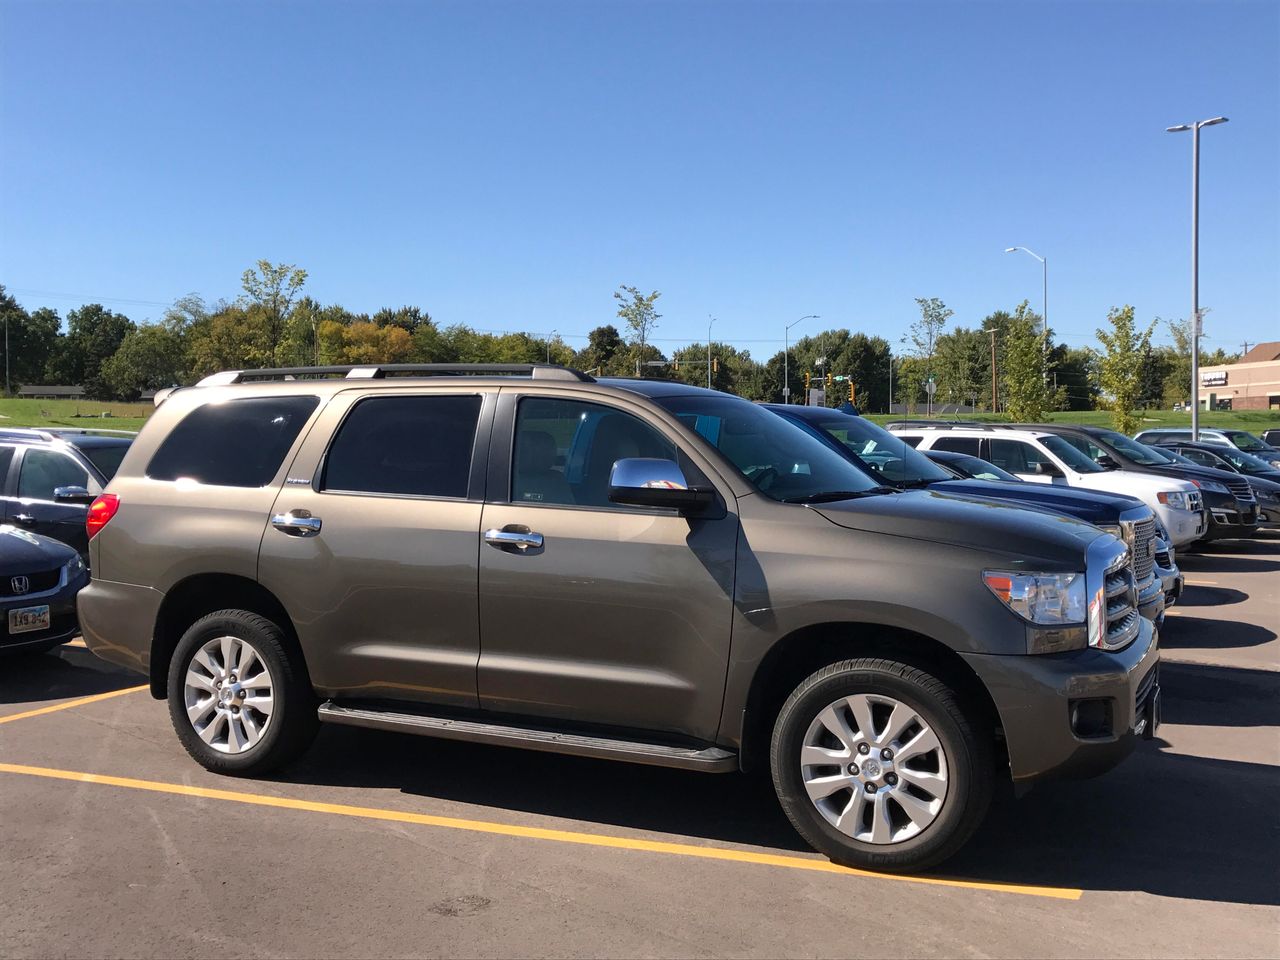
left=86, top=494, right=120, bottom=540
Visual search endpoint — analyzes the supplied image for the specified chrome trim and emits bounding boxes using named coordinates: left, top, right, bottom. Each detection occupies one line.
left=1085, top=534, right=1133, bottom=651
left=2, top=565, right=70, bottom=601
left=609, top=457, right=691, bottom=491
left=270, top=510, right=322, bottom=537
left=483, top=528, right=544, bottom=550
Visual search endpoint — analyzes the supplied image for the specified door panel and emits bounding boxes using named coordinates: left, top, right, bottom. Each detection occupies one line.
left=10, top=447, right=98, bottom=555
left=477, top=393, right=738, bottom=742
left=257, top=391, right=494, bottom=707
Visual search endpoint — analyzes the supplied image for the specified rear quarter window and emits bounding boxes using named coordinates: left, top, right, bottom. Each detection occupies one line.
left=146, top=396, right=320, bottom=487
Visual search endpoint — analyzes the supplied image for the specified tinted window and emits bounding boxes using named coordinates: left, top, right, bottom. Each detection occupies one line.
left=79, top=443, right=131, bottom=480
left=513, top=397, right=676, bottom=508
left=18, top=449, right=91, bottom=499
left=324, top=396, right=481, bottom=498
left=148, top=396, right=319, bottom=487
left=1096, top=431, right=1169, bottom=466
left=807, top=416, right=951, bottom=486
left=1041, top=435, right=1104, bottom=472
left=932, top=436, right=981, bottom=456
left=0, top=447, right=13, bottom=486
left=952, top=454, right=1019, bottom=482
left=1226, top=431, right=1267, bottom=452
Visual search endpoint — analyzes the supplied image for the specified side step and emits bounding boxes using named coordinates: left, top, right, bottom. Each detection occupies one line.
left=317, top=702, right=738, bottom=773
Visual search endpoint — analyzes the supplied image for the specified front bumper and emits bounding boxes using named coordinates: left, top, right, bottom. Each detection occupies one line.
left=1158, top=505, right=1205, bottom=547
left=1202, top=501, right=1261, bottom=540
left=1136, top=574, right=1164, bottom=624
left=1158, top=564, right=1184, bottom=607
left=0, top=569, right=87, bottom=653
left=961, top=617, right=1160, bottom=785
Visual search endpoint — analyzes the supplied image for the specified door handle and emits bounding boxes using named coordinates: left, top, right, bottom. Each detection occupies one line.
left=12, top=514, right=35, bottom=525
left=483, top=527, right=544, bottom=551
left=271, top=509, right=322, bottom=537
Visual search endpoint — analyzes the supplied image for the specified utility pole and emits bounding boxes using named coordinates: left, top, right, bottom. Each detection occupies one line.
left=989, top=330, right=998, bottom=412
left=888, top=352, right=893, bottom=414
left=1167, top=116, right=1228, bottom=439
left=3, top=313, right=8, bottom=397
left=1240, top=341, right=1253, bottom=356
left=707, top=315, right=716, bottom=390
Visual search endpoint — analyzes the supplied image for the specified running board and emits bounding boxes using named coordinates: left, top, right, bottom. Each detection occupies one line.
left=317, top=702, right=738, bottom=773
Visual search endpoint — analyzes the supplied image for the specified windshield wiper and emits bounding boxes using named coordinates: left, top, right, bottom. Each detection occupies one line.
left=897, top=478, right=936, bottom=489
left=782, top=487, right=895, bottom=504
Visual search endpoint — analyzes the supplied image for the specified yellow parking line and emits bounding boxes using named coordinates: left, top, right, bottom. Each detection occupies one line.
left=1184, top=580, right=1218, bottom=586
left=0, top=761, right=1081, bottom=900
left=0, top=686, right=147, bottom=726
left=66, top=638, right=87, bottom=648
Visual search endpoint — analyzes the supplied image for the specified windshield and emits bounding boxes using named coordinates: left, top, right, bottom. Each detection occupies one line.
left=78, top=443, right=130, bottom=480
left=1227, top=431, right=1268, bottom=452
left=656, top=396, right=883, bottom=502
left=1214, top=447, right=1276, bottom=475
left=804, top=414, right=952, bottom=486
left=948, top=454, right=1019, bottom=482
left=1041, top=434, right=1105, bottom=472
left=1097, top=430, right=1172, bottom=466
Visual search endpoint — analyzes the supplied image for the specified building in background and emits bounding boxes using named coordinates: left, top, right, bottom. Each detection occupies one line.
left=1197, top=342, right=1280, bottom=411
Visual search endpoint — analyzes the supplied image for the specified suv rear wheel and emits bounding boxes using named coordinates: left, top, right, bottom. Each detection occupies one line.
left=167, top=610, right=318, bottom=776
left=770, top=657, right=992, bottom=873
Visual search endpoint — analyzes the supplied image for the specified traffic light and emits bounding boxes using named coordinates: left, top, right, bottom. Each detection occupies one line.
left=804, top=372, right=811, bottom=390
left=826, top=373, right=833, bottom=388
left=712, top=358, right=719, bottom=373
left=848, top=382, right=856, bottom=403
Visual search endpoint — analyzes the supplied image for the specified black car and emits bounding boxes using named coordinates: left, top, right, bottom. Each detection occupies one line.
left=1022, top=424, right=1259, bottom=542
left=764, top=405, right=1170, bottom=622
left=1148, top=440, right=1280, bottom=526
left=0, top=524, right=89, bottom=654
left=0, top=428, right=134, bottom=559
left=1262, top=429, right=1280, bottom=448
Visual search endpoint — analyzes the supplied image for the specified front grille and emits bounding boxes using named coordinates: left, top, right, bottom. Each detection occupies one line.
left=1103, top=563, right=1141, bottom=650
left=1154, top=546, right=1171, bottom=568
left=1225, top=477, right=1254, bottom=501
left=0, top=568, right=61, bottom=597
left=1131, top=517, right=1156, bottom=584
left=1188, top=491, right=1203, bottom=513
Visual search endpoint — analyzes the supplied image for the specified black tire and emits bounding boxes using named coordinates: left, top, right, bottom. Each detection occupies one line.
left=167, top=609, right=318, bottom=776
left=770, top=657, right=993, bottom=873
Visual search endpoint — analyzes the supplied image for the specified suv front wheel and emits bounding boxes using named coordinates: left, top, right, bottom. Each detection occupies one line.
left=771, top=658, right=993, bottom=873
left=167, top=610, right=318, bottom=776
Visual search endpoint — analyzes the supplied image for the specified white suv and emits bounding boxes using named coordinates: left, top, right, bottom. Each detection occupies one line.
left=889, top=425, right=1206, bottom=546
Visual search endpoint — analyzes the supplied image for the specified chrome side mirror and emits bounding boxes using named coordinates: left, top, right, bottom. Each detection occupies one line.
left=53, top=485, right=94, bottom=505
left=608, top=458, right=715, bottom=513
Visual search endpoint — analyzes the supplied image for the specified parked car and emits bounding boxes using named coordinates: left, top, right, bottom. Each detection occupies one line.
left=886, top=423, right=1206, bottom=547
left=0, top=428, right=136, bottom=559
left=1146, top=440, right=1280, bottom=526
left=1133, top=427, right=1280, bottom=469
left=80, top=363, right=1160, bottom=873
left=1020, top=424, right=1259, bottom=542
left=765, top=405, right=1168, bottom=622
left=1, top=524, right=88, bottom=654
left=1261, top=429, right=1280, bottom=447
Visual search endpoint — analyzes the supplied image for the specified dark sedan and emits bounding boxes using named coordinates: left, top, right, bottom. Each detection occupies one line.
left=1148, top=440, right=1280, bottom=526
left=0, top=524, right=88, bottom=654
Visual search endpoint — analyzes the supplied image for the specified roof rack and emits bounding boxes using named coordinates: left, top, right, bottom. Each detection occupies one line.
left=39, top=427, right=139, bottom=438
left=885, top=420, right=1032, bottom=433
left=196, top=363, right=595, bottom=387
left=0, top=426, right=139, bottom=442
left=0, top=427, right=56, bottom=442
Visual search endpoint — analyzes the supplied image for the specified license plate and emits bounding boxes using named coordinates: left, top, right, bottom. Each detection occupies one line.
left=8, top=605, right=50, bottom=635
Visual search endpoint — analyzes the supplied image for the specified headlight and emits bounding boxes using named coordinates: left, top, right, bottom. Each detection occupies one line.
left=1098, top=524, right=1122, bottom=540
left=983, top=571, right=1087, bottom=625
left=1157, top=490, right=1194, bottom=511
left=64, top=554, right=86, bottom=578
left=1198, top=480, right=1229, bottom=495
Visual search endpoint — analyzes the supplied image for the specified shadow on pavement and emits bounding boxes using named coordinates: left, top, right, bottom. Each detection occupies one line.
left=279, top=653, right=1280, bottom=908
left=1177, top=555, right=1280, bottom=574
left=1158, top=660, right=1280, bottom=729
left=1159, top=614, right=1276, bottom=650
left=1173, top=585, right=1248, bottom=608
left=0, top=645, right=140, bottom=706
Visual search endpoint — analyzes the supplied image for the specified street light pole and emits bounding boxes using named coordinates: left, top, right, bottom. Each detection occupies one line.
left=547, top=329, right=557, bottom=364
left=706, top=315, right=716, bottom=389
left=1167, top=116, right=1228, bottom=440
left=784, top=314, right=818, bottom=404
left=1004, top=246, right=1048, bottom=380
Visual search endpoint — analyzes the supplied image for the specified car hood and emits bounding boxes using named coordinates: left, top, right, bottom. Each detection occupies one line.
left=812, top=489, right=1104, bottom=566
left=933, top=479, right=1144, bottom=525
left=0, top=524, right=75, bottom=575
left=1128, top=462, right=1245, bottom=487
left=1075, top=471, right=1196, bottom=496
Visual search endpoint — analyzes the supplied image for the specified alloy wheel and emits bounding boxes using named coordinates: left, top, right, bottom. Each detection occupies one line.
left=182, top=635, right=275, bottom=754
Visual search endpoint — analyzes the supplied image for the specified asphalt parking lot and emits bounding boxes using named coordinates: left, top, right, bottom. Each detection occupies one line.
left=2, top=534, right=1277, bottom=959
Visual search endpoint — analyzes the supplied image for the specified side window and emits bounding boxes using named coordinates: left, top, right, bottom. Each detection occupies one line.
left=323, top=395, right=481, bottom=498
left=1181, top=448, right=1218, bottom=468
left=0, top=446, right=14, bottom=490
left=18, top=449, right=91, bottom=500
left=898, top=436, right=922, bottom=449
left=148, top=396, right=320, bottom=487
left=1057, top=435, right=1094, bottom=459
left=932, top=436, right=980, bottom=456
left=513, top=397, right=675, bottom=508
left=986, top=438, right=1043, bottom=473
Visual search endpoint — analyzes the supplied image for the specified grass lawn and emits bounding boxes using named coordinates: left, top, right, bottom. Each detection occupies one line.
left=865, top=408, right=1280, bottom=431
left=0, top=397, right=151, bottom=433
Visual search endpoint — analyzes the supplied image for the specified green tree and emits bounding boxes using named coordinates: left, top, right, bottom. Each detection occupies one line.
left=576, top=325, right=626, bottom=375
left=98, top=325, right=186, bottom=400
left=613, top=285, right=661, bottom=358
left=1051, top=345, right=1098, bottom=411
left=903, top=297, right=953, bottom=380
left=934, top=327, right=987, bottom=410
left=1095, top=305, right=1156, bottom=433
left=0, top=287, right=62, bottom=390
left=1002, top=302, right=1051, bottom=421
left=186, top=304, right=272, bottom=376
left=241, top=260, right=307, bottom=365
left=46, top=303, right=136, bottom=397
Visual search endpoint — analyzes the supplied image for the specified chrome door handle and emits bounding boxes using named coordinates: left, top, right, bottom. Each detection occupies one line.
left=12, top=514, right=35, bottom=525
left=271, top=510, right=322, bottom=537
left=483, top=528, right=543, bottom=551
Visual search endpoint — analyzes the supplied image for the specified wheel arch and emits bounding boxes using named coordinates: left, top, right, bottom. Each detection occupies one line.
left=150, top=573, right=304, bottom=699
left=736, top=622, right=1005, bottom=776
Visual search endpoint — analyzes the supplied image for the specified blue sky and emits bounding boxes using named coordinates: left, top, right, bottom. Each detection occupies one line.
left=2, top=0, right=1276, bottom=357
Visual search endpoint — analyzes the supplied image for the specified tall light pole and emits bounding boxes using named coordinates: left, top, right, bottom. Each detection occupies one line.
left=706, top=315, right=716, bottom=389
left=784, top=314, right=818, bottom=404
left=1167, top=116, right=1228, bottom=440
left=546, top=329, right=557, bottom=364
left=1005, top=246, right=1048, bottom=379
